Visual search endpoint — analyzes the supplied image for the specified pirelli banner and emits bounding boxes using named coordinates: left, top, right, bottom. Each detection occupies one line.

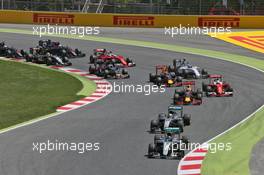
left=0, top=10, right=264, bottom=28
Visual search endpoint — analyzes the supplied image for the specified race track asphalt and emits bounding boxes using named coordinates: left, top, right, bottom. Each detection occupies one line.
left=0, top=27, right=264, bottom=175
left=0, top=24, right=263, bottom=60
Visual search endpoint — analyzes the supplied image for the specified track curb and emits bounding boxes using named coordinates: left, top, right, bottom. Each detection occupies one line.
left=50, top=66, right=112, bottom=112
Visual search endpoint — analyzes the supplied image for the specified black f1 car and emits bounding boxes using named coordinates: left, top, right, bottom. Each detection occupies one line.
left=148, top=127, right=189, bottom=159
left=26, top=49, right=72, bottom=66
left=173, top=81, right=203, bottom=105
left=90, top=49, right=136, bottom=67
left=202, top=74, right=234, bottom=97
left=149, top=65, right=183, bottom=87
left=150, top=105, right=191, bottom=133
left=169, top=59, right=209, bottom=79
left=89, top=62, right=130, bottom=79
left=0, top=41, right=26, bottom=59
left=38, top=40, right=86, bottom=58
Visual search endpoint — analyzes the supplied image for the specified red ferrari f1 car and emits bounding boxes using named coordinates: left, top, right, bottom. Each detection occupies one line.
left=202, top=74, right=233, bottom=97
left=173, top=81, right=203, bottom=105
left=89, top=49, right=136, bottom=67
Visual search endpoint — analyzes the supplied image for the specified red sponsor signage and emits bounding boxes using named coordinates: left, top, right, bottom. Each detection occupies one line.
left=33, top=13, right=74, bottom=24
left=198, top=17, right=240, bottom=28
left=113, top=16, right=154, bottom=27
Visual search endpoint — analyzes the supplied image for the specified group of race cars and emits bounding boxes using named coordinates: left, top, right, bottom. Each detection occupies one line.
left=88, top=48, right=135, bottom=79
left=1, top=41, right=234, bottom=160
left=147, top=59, right=234, bottom=160
left=0, top=40, right=136, bottom=79
left=0, top=40, right=85, bottom=66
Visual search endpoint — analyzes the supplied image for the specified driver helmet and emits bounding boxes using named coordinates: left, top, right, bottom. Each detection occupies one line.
left=214, top=78, right=221, bottom=84
left=108, top=64, right=114, bottom=69
left=43, top=42, right=47, bottom=48
left=186, top=85, right=192, bottom=91
left=46, top=52, right=51, bottom=57
left=62, top=49, right=67, bottom=55
left=169, top=72, right=176, bottom=78
left=168, top=110, right=175, bottom=117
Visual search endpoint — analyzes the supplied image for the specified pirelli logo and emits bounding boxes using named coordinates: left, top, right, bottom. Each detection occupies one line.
left=198, top=17, right=240, bottom=28
left=33, top=13, right=74, bottom=25
left=113, top=16, right=154, bottom=27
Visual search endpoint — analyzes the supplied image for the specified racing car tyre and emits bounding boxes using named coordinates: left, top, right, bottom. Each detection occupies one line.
left=122, top=69, right=128, bottom=75
left=150, top=120, right=159, bottom=132
left=158, top=113, right=166, bottom=121
left=176, top=76, right=183, bottom=82
left=197, top=93, right=203, bottom=99
left=90, top=55, right=95, bottom=63
left=148, top=143, right=155, bottom=158
left=181, top=136, right=189, bottom=145
left=183, top=114, right=191, bottom=126
left=149, top=73, right=154, bottom=82
left=178, top=150, right=185, bottom=159
left=174, top=93, right=180, bottom=103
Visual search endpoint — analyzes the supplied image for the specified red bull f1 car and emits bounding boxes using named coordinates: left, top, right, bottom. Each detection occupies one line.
left=89, top=49, right=136, bottom=67
left=202, top=74, right=234, bottom=97
left=173, top=81, right=203, bottom=105
left=149, top=65, right=184, bottom=87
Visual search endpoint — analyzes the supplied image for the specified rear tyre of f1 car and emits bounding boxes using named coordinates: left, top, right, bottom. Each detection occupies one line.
left=90, top=55, right=95, bottom=63
left=178, top=150, right=185, bottom=159
left=150, top=119, right=159, bottom=133
left=149, top=73, right=154, bottom=82
left=181, top=136, right=189, bottom=145
left=183, top=114, right=191, bottom=126
left=148, top=143, right=155, bottom=158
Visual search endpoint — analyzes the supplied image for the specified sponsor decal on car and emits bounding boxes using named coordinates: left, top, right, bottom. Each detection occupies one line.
left=198, top=17, right=240, bottom=28
left=113, top=16, right=154, bottom=27
left=33, top=13, right=75, bottom=25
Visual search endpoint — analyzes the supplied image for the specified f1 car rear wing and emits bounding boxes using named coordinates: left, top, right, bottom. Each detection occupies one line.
left=164, top=127, right=180, bottom=134
left=208, top=74, right=223, bottom=78
left=168, top=105, right=183, bottom=111
left=181, top=81, right=195, bottom=86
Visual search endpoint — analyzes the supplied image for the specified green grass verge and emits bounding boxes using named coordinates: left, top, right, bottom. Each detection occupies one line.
left=0, top=59, right=95, bottom=129
left=0, top=28, right=264, bottom=174
left=202, top=108, right=264, bottom=175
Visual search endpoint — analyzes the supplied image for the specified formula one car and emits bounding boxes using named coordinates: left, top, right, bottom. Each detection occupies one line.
left=149, top=65, right=183, bottom=87
left=0, top=41, right=26, bottom=59
left=150, top=105, right=191, bottom=133
left=173, top=81, right=203, bottom=105
left=38, top=40, right=86, bottom=58
left=202, top=74, right=233, bottom=97
left=89, top=49, right=136, bottom=67
left=169, top=59, right=209, bottom=79
left=89, top=62, right=130, bottom=79
left=26, top=49, right=72, bottom=66
left=148, top=127, right=189, bottom=159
